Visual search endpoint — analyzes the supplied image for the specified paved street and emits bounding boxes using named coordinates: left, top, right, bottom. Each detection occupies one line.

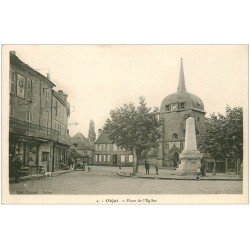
left=9, top=166, right=242, bottom=195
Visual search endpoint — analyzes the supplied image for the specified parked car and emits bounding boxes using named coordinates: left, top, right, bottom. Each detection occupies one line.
left=74, top=162, right=86, bottom=171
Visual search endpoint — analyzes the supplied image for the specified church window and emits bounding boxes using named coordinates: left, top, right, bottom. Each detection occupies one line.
left=172, top=133, right=178, bottom=140
left=166, top=105, right=170, bottom=111
left=180, top=102, right=186, bottom=109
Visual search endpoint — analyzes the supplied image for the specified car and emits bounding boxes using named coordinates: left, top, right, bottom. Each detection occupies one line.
left=74, top=162, right=86, bottom=171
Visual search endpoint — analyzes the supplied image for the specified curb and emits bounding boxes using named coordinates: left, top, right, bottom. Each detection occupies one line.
left=9, top=170, right=72, bottom=183
left=117, top=172, right=242, bottom=181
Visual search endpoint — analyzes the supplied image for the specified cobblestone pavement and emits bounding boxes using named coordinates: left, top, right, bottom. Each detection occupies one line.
left=9, top=166, right=243, bottom=195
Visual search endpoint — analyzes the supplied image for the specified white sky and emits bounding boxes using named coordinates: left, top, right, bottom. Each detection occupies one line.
left=6, top=45, right=248, bottom=137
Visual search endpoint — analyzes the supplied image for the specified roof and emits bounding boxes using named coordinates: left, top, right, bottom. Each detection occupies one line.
left=10, top=52, right=56, bottom=88
left=160, top=59, right=205, bottom=113
left=70, top=132, right=94, bottom=150
left=95, top=131, right=113, bottom=144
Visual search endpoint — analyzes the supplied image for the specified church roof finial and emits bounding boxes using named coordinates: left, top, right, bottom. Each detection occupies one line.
left=177, top=58, right=186, bottom=92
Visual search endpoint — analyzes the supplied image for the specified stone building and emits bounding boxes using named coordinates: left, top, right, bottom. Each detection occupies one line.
left=69, top=132, right=94, bottom=165
left=93, top=129, right=133, bottom=166
left=157, top=59, right=206, bottom=168
left=9, top=51, right=70, bottom=175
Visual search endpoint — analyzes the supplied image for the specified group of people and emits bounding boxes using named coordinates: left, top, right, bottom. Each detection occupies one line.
left=145, top=160, right=158, bottom=175
left=196, top=162, right=206, bottom=180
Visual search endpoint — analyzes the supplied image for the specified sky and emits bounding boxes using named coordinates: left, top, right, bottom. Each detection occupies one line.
left=6, top=45, right=248, bottom=137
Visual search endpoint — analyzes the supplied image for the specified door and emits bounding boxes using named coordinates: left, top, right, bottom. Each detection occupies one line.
left=173, top=152, right=179, bottom=167
left=113, top=155, right=118, bottom=166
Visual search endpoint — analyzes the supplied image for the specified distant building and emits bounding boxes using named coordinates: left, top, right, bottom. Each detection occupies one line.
left=69, top=132, right=94, bottom=165
left=93, top=129, right=133, bottom=166
left=9, top=51, right=70, bottom=175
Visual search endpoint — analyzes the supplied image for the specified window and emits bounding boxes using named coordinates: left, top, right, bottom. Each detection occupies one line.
left=98, top=144, right=102, bottom=151
left=113, top=144, right=117, bottom=151
left=43, top=89, right=48, bottom=98
left=10, top=104, right=14, bottom=116
left=129, top=155, right=133, bottom=162
left=103, top=155, right=106, bottom=162
left=172, top=133, right=178, bottom=140
left=107, top=144, right=109, bottom=151
left=95, top=155, right=98, bottom=162
left=54, top=101, right=58, bottom=115
left=17, top=74, right=25, bottom=98
left=25, top=110, right=33, bottom=122
left=95, top=144, right=98, bottom=151
left=166, top=105, right=170, bottom=111
left=107, top=155, right=110, bottom=162
left=9, top=70, right=16, bottom=94
left=99, top=155, right=102, bottom=162
left=121, top=155, right=125, bottom=162
left=197, top=117, right=200, bottom=121
left=42, top=152, right=49, bottom=161
left=179, top=102, right=185, bottom=109
left=26, top=79, right=32, bottom=101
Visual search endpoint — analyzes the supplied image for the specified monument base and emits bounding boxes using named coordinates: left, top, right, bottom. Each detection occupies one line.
left=176, top=150, right=203, bottom=176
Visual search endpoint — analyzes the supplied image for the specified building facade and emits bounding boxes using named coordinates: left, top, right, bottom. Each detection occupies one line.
left=9, top=51, right=70, bottom=175
left=94, top=130, right=133, bottom=166
left=157, top=59, right=206, bottom=168
left=69, top=132, right=94, bottom=165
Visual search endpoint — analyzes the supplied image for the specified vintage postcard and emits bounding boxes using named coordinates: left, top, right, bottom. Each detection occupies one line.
left=1, top=45, right=248, bottom=204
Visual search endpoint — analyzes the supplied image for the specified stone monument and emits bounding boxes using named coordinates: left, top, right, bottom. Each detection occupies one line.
left=176, top=117, right=203, bottom=175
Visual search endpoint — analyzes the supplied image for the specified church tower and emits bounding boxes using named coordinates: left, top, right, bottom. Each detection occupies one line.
left=157, top=59, right=206, bottom=168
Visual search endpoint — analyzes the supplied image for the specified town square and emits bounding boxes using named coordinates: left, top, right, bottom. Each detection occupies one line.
left=4, top=45, right=247, bottom=197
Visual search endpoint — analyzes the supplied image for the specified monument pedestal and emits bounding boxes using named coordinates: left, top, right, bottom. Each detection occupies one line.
left=176, top=150, right=203, bottom=175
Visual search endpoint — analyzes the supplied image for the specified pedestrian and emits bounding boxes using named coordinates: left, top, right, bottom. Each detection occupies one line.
left=196, top=166, right=200, bottom=180
left=155, top=164, right=159, bottom=175
left=200, top=162, right=205, bottom=177
left=12, top=154, right=22, bottom=183
left=145, top=160, right=150, bottom=174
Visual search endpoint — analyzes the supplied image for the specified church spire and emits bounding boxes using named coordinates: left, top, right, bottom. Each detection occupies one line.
left=177, top=58, right=186, bottom=92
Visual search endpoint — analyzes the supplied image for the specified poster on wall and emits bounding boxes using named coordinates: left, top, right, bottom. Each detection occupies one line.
left=17, top=73, right=25, bottom=98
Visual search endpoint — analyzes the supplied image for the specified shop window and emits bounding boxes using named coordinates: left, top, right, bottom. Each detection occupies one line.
left=9, top=70, right=16, bottom=94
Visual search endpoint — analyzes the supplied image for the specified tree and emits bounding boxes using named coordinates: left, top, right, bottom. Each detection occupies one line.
left=88, top=120, right=96, bottom=142
left=103, top=96, right=161, bottom=174
left=198, top=106, right=243, bottom=173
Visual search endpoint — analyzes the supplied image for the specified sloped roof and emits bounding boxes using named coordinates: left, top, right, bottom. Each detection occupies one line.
left=95, top=131, right=113, bottom=144
left=70, top=132, right=94, bottom=150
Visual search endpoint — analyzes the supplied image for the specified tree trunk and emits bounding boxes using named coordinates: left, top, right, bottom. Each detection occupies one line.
left=132, top=148, right=138, bottom=175
left=213, top=160, right=217, bottom=176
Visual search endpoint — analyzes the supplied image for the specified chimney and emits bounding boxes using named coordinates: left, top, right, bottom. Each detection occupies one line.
left=10, top=51, right=16, bottom=55
left=58, top=90, right=68, bottom=102
left=46, top=72, right=50, bottom=80
left=98, top=129, right=102, bottom=138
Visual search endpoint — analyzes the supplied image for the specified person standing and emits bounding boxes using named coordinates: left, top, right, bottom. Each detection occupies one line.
left=145, top=160, right=150, bottom=174
left=12, top=154, right=22, bottom=183
left=155, top=164, right=159, bottom=175
left=196, top=166, right=200, bottom=180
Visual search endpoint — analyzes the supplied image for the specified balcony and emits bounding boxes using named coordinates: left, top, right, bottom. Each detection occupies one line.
left=9, top=117, right=68, bottom=144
